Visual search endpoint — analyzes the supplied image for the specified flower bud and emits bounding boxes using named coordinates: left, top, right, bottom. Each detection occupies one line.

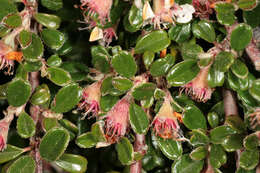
left=103, top=95, right=131, bottom=144
left=182, top=66, right=214, bottom=103
left=0, top=116, right=12, bottom=151
left=78, top=81, right=102, bottom=119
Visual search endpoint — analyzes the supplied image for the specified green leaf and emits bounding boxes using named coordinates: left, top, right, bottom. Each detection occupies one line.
left=112, top=77, right=133, bottom=91
left=76, top=132, right=97, bottom=148
left=132, top=83, right=156, bottom=100
left=230, top=24, right=253, bottom=51
left=47, top=54, right=62, bottom=67
left=231, top=59, right=248, bottom=79
left=150, top=54, right=175, bottom=77
left=190, top=146, right=207, bottom=161
left=7, top=156, right=36, bottom=173
left=129, top=103, right=149, bottom=134
left=3, top=13, right=22, bottom=28
left=91, top=122, right=106, bottom=142
left=128, top=4, right=143, bottom=29
left=207, top=65, right=225, bottom=88
left=249, top=79, right=260, bottom=102
left=0, top=145, right=25, bottom=164
left=143, top=51, right=155, bottom=69
left=112, top=51, right=137, bottom=78
left=39, top=128, right=70, bottom=162
left=47, top=67, right=71, bottom=86
left=214, top=51, right=235, bottom=72
left=222, top=134, right=243, bottom=152
left=171, top=154, right=204, bottom=173
left=19, top=30, right=32, bottom=48
left=239, top=150, right=259, bottom=170
left=61, top=62, right=89, bottom=82
left=17, top=112, right=35, bottom=138
left=243, top=4, right=260, bottom=28
left=207, top=112, right=219, bottom=128
left=190, top=129, right=210, bottom=146
left=168, top=24, right=191, bottom=43
left=238, top=0, right=257, bottom=10
left=209, top=144, right=227, bottom=168
left=183, top=105, right=207, bottom=130
left=59, top=119, right=78, bottom=134
left=227, top=70, right=249, bottom=91
left=225, top=115, right=246, bottom=134
left=41, top=29, right=65, bottom=50
left=192, top=20, right=216, bottom=43
left=243, top=133, right=259, bottom=151
left=100, top=95, right=119, bottom=112
left=55, top=154, right=88, bottom=173
left=180, top=43, right=203, bottom=60
left=22, top=33, right=44, bottom=62
left=30, top=84, right=50, bottom=105
left=7, top=78, right=31, bottom=107
left=51, top=83, right=82, bottom=113
left=23, top=60, right=42, bottom=72
left=215, top=3, right=236, bottom=25
left=0, top=0, right=17, bottom=21
left=41, top=0, right=63, bottom=10
left=167, top=60, right=200, bottom=86
left=91, top=46, right=110, bottom=73
left=156, top=136, right=182, bottom=160
left=43, top=118, right=58, bottom=131
left=116, top=137, right=134, bottom=165
left=34, top=13, right=61, bottom=29
left=210, top=125, right=237, bottom=144
left=135, top=30, right=171, bottom=53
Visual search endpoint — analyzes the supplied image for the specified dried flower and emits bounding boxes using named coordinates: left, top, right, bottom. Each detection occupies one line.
left=181, top=66, right=214, bottom=103
left=248, top=108, right=260, bottom=129
left=173, top=4, right=195, bottom=23
left=152, top=92, right=182, bottom=139
left=78, top=81, right=102, bottom=119
left=0, top=41, right=22, bottom=75
left=103, top=95, right=131, bottom=144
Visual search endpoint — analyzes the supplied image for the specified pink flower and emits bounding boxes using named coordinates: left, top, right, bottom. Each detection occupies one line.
left=80, top=0, right=113, bottom=26
left=152, top=93, right=181, bottom=139
left=103, top=95, right=131, bottom=144
left=0, top=135, right=5, bottom=151
left=192, top=0, right=213, bottom=19
left=78, top=81, right=102, bottom=119
left=0, top=118, right=11, bottom=151
left=182, top=66, right=214, bottom=103
left=103, top=27, right=117, bottom=45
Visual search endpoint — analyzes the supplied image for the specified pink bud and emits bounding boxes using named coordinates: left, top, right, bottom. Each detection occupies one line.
left=104, top=95, right=131, bottom=144
left=152, top=93, right=181, bottom=139
left=78, top=81, right=102, bottom=119
left=181, top=66, right=214, bottom=103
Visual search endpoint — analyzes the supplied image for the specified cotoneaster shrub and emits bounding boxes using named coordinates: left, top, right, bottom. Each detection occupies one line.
left=0, top=0, right=260, bottom=173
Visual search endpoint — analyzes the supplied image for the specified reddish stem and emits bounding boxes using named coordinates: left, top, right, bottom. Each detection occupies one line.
left=130, top=134, right=146, bottom=173
left=223, top=89, right=238, bottom=117
left=246, top=39, right=260, bottom=71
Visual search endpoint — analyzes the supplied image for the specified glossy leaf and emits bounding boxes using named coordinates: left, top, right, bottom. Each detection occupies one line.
left=230, top=24, right=253, bottom=51
left=55, top=154, right=87, bottom=173
left=243, top=133, right=259, bottom=151
left=210, top=125, right=237, bottom=144
left=0, top=145, right=25, bottom=164
left=30, top=84, right=50, bottom=105
left=150, top=54, right=175, bottom=77
left=51, top=83, right=82, bottom=113
left=112, top=51, right=137, bottom=78
left=249, top=79, right=260, bottom=102
left=41, top=0, right=63, bottom=10
left=34, top=13, right=61, bottom=29
left=209, top=144, right=227, bottom=168
left=22, top=33, right=43, bottom=62
left=171, top=154, right=204, bottom=173
left=47, top=67, right=71, bottom=86
left=39, top=128, right=70, bottom=162
left=183, top=105, right=207, bottom=130
left=167, top=60, right=200, bottom=86
left=112, top=77, right=133, bottom=91
left=19, top=30, right=32, bottom=48
left=192, top=20, right=216, bottom=43
left=132, top=83, right=156, bottom=100
left=76, top=132, right=97, bottom=148
left=168, top=24, right=191, bottom=43
left=3, top=13, right=22, bottom=28
left=91, top=45, right=110, bottom=73
left=100, top=95, right=119, bottom=112
left=231, top=59, right=248, bottom=79
left=135, top=30, right=171, bottom=53
left=190, top=146, right=207, bottom=161
left=180, top=43, right=203, bottom=60
left=238, top=0, right=257, bottom=10
left=129, top=103, right=149, bottom=134
left=17, top=112, right=36, bottom=138
left=239, top=150, right=259, bottom=170
left=116, top=137, right=134, bottom=165
left=7, top=155, right=36, bottom=173
left=215, top=3, right=236, bottom=25
left=222, top=134, right=243, bottom=152
left=7, top=78, right=31, bottom=107
left=41, top=29, right=65, bottom=50
left=156, top=136, right=182, bottom=160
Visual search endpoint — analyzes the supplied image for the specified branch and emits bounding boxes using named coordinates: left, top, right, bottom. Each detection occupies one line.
left=130, top=134, right=146, bottom=173
left=223, top=89, right=238, bottom=117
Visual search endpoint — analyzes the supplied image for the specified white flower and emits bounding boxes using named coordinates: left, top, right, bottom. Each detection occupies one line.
left=174, top=4, right=195, bottom=23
